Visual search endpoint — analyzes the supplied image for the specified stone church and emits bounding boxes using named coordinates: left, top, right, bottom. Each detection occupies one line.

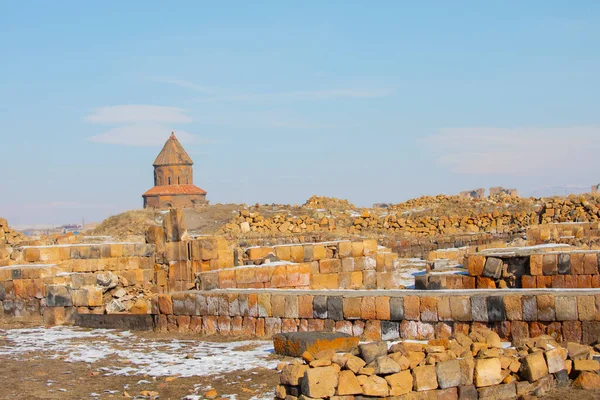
left=142, top=133, right=207, bottom=209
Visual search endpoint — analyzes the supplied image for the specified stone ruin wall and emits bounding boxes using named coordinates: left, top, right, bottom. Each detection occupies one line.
left=153, top=289, right=600, bottom=345
left=1, top=210, right=600, bottom=345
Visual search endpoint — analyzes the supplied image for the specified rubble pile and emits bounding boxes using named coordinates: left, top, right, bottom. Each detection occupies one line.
left=0, top=217, right=25, bottom=266
left=540, top=196, right=600, bottom=224
left=276, top=328, right=600, bottom=400
left=223, top=210, right=340, bottom=235
left=349, top=209, right=537, bottom=236
left=95, top=271, right=153, bottom=314
left=303, top=195, right=356, bottom=211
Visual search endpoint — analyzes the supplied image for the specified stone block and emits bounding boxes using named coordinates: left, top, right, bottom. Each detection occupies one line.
left=487, top=296, right=506, bottom=322
left=555, top=296, right=578, bottom=321
left=536, top=295, right=555, bottom=321
left=412, top=365, right=438, bottom=391
left=558, top=253, right=570, bottom=274
left=437, top=297, right=452, bottom=321
left=313, top=296, right=327, bottom=319
left=584, top=253, right=599, bottom=275
left=520, top=352, right=548, bottom=382
left=573, top=359, right=600, bottom=372
left=420, top=297, right=438, bottom=322
left=466, top=255, right=485, bottom=276
left=362, top=375, right=389, bottom=397
left=359, top=341, right=388, bottom=364
left=545, top=348, right=567, bottom=373
left=483, top=257, right=503, bottom=279
left=571, top=253, right=585, bottom=275
left=43, top=306, right=67, bottom=325
left=476, top=383, right=516, bottom=400
left=404, top=296, right=420, bottom=321
left=474, top=358, right=502, bottom=387
left=301, top=366, right=339, bottom=398
left=436, top=359, right=461, bottom=389
left=337, top=370, right=362, bottom=395
left=327, top=296, right=343, bottom=321
left=381, top=321, right=399, bottom=341
left=385, top=370, right=413, bottom=396
left=530, top=254, right=543, bottom=276
left=471, top=297, right=488, bottom=322
left=273, top=332, right=359, bottom=357
left=505, top=295, right=522, bottom=320
left=390, top=297, right=404, bottom=321
left=458, top=385, right=478, bottom=400
left=522, top=295, right=537, bottom=321
left=573, top=371, right=600, bottom=389
left=46, top=285, right=73, bottom=307
left=450, top=296, right=472, bottom=321
left=542, top=254, right=557, bottom=276
left=577, top=295, right=596, bottom=321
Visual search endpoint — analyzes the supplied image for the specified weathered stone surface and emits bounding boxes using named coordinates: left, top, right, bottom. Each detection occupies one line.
left=458, top=384, right=478, bottom=400
left=436, top=359, right=461, bottom=389
left=458, top=357, right=474, bottom=385
left=359, top=341, right=388, bottom=364
left=74, top=314, right=153, bottom=330
left=46, top=285, right=73, bottom=307
left=389, top=297, right=404, bottom=321
left=474, top=358, right=502, bottom=387
left=412, top=365, right=438, bottom=391
left=361, top=375, right=389, bottom=397
left=483, top=257, right=503, bottom=279
left=369, top=355, right=401, bottom=375
left=545, top=348, right=567, bottom=373
left=471, top=297, right=488, bottom=322
left=385, top=370, right=413, bottom=396
left=280, top=364, right=309, bottom=386
left=476, top=383, right=516, bottom=400
left=573, top=359, right=600, bottom=372
left=336, top=370, right=362, bottom=396
left=301, top=366, right=339, bottom=398
left=573, top=371, right=600, bottom=389
left=555, top=296, right=578, bottom=321
left=520, top=352, right=548, bottom=382
left=273, top=332, right=359, bottom=357
left=345, top=354, right=366, bottom=374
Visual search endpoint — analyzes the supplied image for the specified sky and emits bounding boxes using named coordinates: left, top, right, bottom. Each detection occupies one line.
left=1, top=1, right=600, bottom=227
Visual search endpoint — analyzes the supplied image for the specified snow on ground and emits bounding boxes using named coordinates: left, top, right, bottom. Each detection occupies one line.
left=0, top=326, right=278, bottom=377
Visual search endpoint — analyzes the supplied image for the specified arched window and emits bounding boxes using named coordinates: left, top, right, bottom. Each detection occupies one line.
left=178, top=177, right=180, bottom=184
left=168, top=177, right=171, bottom=185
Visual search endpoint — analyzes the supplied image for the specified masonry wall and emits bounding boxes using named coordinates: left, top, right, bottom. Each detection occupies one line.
left=153, top=289, right=600, bottom=344
left=418, top=249, right=600, bottom=290
left=527, top=222, right=600, bottom=245
left=195, top=240, right=411, bottom=291
left=0, top=242, right=156, bottom=320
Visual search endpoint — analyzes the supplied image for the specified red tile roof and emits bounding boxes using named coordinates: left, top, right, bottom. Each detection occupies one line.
left=142, top=184, right=207, bottom=197
left=153, top=132, right=194, bottom=166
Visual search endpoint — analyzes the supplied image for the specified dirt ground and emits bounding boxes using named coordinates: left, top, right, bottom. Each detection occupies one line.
left=0, top=319, right=285, bottom=400
left=1, top=319, right=600, bottom=400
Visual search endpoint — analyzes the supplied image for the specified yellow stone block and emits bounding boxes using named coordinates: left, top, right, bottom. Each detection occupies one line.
left=351, top=242, right=364, bottom=257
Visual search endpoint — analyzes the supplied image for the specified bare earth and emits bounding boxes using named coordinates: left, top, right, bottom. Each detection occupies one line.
left=0, top=319, right=285, bottom=400
left=1, top=319, right=599, bottom=400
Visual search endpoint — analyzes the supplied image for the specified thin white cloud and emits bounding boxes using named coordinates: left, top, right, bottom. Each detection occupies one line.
left=89, top=123, right=200, bottom=146
left=423, top=126, right=600, bottom=175
left=152, top=77, right=392, bottom=101
left=85, top=105, right=192, bottom=124
left=221, top=88, right=391, bottom=101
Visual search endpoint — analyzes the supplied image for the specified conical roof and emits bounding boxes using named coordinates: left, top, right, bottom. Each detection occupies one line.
left=153, top=132, right=193, bottom=166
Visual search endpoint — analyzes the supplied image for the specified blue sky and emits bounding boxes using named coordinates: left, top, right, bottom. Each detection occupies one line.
left=1, top=1, right=599, bottom=226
